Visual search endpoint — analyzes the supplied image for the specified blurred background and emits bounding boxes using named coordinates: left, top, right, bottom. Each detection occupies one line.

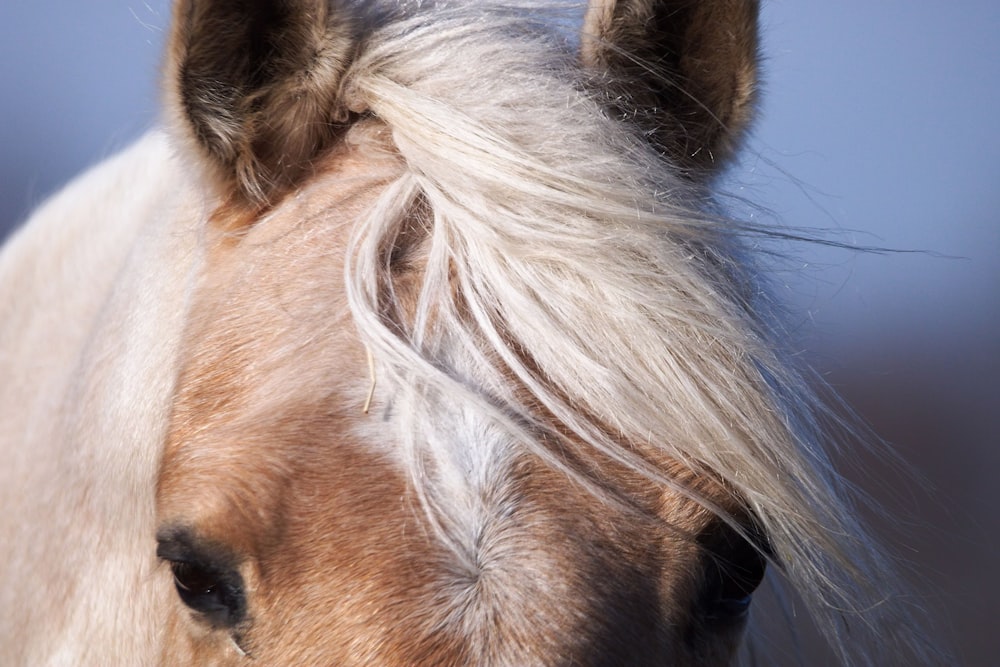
left=1, top=1, right=995, bottom=663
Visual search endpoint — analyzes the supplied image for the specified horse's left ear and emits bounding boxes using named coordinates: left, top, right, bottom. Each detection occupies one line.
left=581, top=0, right=760, bottom=176
left=167, top=0, right=358, bottom=206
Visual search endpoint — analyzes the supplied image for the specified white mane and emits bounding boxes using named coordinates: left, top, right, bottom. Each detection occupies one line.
left=0, top=1, right=939, bottom=664
left=334, top=4, right=931, bottom=664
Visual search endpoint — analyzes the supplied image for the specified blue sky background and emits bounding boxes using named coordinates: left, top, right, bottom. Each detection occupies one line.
left=1, top=2, right=996, bottom=661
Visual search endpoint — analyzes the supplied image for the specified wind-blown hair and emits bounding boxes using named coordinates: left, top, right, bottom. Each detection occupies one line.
left=0, top=1, right=940, bottom=664
left=336, top=5, right=931, bottom=664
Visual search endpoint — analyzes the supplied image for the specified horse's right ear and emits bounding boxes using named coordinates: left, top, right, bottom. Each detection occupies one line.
left=167, top=0, right=358, bottom=206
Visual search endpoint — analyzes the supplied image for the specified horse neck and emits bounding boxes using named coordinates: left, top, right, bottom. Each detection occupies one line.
left=0, top=129, right=202, bottom=663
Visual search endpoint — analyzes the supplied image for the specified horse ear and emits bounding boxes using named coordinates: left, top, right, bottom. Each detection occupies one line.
left=581, top=0, right=760, bottom=176
left=167, top=0, right=357, bottom=205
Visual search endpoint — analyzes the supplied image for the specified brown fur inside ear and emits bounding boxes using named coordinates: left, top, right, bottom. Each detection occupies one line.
left=168, top=0, right=358, bottom=206
left=582, top=0, right=760, bottom=175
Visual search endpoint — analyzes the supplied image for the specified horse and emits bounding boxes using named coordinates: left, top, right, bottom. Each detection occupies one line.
left=0, top=1, right=936, bottom=664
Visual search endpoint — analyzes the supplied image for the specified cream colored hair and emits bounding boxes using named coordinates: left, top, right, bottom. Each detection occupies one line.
left=329, top=5, right=935, bottom=664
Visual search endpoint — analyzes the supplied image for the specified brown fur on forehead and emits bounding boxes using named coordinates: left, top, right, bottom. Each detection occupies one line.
left=243, top=448, right=678, bottom=663
left=157, top=122, right=744, bottom=664
left=162, top=351, right=726, bottom=659
left=161, top=403, right=726, bottom=664
left=159, top=121, right=401, bottom=527
left=164, top=323, right=741, bottom=663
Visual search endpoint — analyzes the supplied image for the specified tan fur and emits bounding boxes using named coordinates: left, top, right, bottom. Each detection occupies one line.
left=0, top=1, right=938, bottom=665
left=0, top=132, right=199, bottom=665
left=156, top=123, right=748, bottom=664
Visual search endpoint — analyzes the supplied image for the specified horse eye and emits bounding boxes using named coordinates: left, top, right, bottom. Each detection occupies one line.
left=172, top=560, right=218, bottom=595
left=698, top=521, right=768, bottom=622
left=157, top=529, right=248, bottom=628
left=165, top=559, right=247, bottom=628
